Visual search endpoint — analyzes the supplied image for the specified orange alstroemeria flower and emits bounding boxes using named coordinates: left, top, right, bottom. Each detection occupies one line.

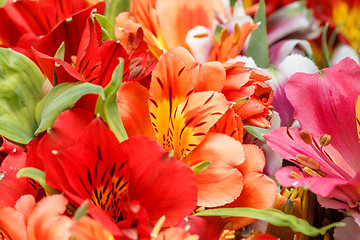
left=114, top=0, right=251, bottom=61
left=117, top=48, right=276, bottom=228
left=0, top=194, right=115, bottom=240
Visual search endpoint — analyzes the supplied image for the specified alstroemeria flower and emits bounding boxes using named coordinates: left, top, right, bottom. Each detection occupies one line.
left=0, top=0, right=104, bottom=61
left=114, top=0, right=228, bottom=58
left=264, top=58, right=360, bottom=223
left=33, top=14, right=129, bottom=88
left=0, top=194, right=73, bottom=240
left=117, top=47, right=276, bottom=228
left=0, top=194, right=114, bottom=240
left=26, top=109, right=197, bottom=238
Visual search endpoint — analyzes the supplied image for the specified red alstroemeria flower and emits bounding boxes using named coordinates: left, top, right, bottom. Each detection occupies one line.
left=264, top=58, right=360, bottom=223
left=26, top=109, right=197, bottom=239
left=33, top=13, right=129, bottom=88
left=0, top=0, right=104, bottom=61
left=117, top=47, right=277, bottom=228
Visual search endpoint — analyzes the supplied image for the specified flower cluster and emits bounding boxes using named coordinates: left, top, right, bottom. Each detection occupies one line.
left=0, top=0, right=359, bottom=239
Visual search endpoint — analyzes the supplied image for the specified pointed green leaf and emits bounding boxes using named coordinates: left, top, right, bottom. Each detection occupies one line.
left=17, top=167, right=59, bottom=195
left=35, top=82, right=105, bottom=134
left=195, top=208, right=344, bottom=237
left=54, top=42, right=65, bottom=60
left=244, top=125, right=271, bottom=142
left=246, top=0, right=269, bottom=68
left=104, top=0, right=130, bottom=27
left=190, top=161, right=212, bottom=174
left=94, top=13, right=115, bottom=41
left=74, top=200, right=89, bottom=221
left=95, top=58, right=128, bottom=142
left=0, top=48, right=45, bottom=144
left=322, top=23, right=330, bottom=68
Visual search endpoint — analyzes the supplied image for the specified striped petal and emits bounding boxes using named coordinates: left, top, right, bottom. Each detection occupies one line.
left=149, top=51, right=194, bottom=151
left=170, top=91, right=230, bottom=160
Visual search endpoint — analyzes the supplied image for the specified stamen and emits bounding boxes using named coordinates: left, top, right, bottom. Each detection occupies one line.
left=150, top=215, right=166, bottom=239
left=220, top=28, right=229, bottom=43
left=295, top=154, right=320, bottom=170
left=320, top=134, right=331, bottom=146
left=290, top=171, right=302, bottom=179
left=193, top=32, right=209, bottom=38
left=303, top=167, right=322, bottom=177
left=299, top=130, right=312, bottom=144
left=232, top=23, right=240, bottom=44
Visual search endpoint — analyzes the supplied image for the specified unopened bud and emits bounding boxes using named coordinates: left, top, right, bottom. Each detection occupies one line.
left=320, top=134, right=331, bottom=146
left=299, top=130, right=312, bottom=144
left=295, top=154, right=320, bottom=170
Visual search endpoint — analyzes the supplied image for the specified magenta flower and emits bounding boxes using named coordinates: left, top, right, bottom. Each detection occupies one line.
left=264, top=58, right=360, bottom=224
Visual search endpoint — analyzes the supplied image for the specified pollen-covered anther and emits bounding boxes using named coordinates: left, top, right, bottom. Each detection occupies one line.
left=295, top=154, right=320, bottom=170
left=303, top=167, right=322, bottom=177
left=220, top=229, right=236, bottom=240
left=290, top=171, right=302, bottom=179
left=299, top=130, right=312, bottom=144
left=193, top=32, right=209, bottom=38
left=320, top=134, right=331, bottom=146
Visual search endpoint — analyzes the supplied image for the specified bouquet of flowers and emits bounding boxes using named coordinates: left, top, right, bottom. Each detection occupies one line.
left=0, top=0, right=359, bottom=239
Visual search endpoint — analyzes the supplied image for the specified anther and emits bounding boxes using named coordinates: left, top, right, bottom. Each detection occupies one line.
left=295, top=154, right=320, bottom=170
left=299, top=130, right=312, bottom=144
left=51, top=150, right=58, bottom=155
left=303, top=167, right=322, bottom=177
left=320, top=134, right=331, bottom=146
left=290, top=171, right=302, bottom=179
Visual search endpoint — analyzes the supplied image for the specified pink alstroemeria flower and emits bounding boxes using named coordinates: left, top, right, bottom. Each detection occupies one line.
left=264, top=58, right=360, bottom=224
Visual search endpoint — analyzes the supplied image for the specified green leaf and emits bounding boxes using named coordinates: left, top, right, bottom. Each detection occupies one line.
left=35, top=82, right=105, bottom=134
left=17, top=167, right=59, bottom=195
left=322, top=23, right=330, bottom=68
left=0, top=48, right=45, bottom=144
left=244, top=125, right=271, bottom=142
left=94, top=13, right=115, bottom=41
left=230, top=0, right=238, bottom=7
left=95, top=58, right=128, bottom=142
left=246, top=0, right=269, bottom=68
left=104, top=0, right=130, bottom=27
left=54, top=42, right=65, bottom=60
left=74, top=201, right=89, bottom=221
left=190, top=161, right=212, bottom=174
left=195, top=208, right=345, bottom=237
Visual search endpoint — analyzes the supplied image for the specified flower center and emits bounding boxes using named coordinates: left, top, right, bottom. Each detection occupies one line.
left=332, top=2, right=360, bottom=51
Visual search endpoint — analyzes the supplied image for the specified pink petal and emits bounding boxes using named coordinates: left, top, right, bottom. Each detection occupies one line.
left=286, top=58, right=360, bottom=172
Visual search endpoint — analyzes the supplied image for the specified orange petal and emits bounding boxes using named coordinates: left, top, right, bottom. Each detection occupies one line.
left=0, top=206, right=27, bottom=240
left=14, top=195, right=36, bottom=225
left=183, top=133, right=245, bottom=207
left=211, top=108, right=244, bottom=142
left=117, top=82, right=156, bottom=139
left=224, top=145, right=277, bottom=229
left=149, top=51, right=194, bottom=150
left=169, top=47, right=226, bottom=92
left=156, top=0, right=227, bottom=48
left=209, top=22, right=258, bottom=62
left=170, top=91, right=230, bottom=159
left=71, top=216, right=115, bottom=240
left=27, top=195, right=73, bottom=240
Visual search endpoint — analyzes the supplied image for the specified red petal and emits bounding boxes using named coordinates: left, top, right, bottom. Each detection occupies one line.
left=123, top=136, right=197, bottom=227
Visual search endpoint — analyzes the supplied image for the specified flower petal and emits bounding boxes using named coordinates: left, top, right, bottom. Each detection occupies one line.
left=286, top=58, right=360, bottom=172
left=124, top=136, right=197, bottom=227
left=183, top=133, right=245, bottom=207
